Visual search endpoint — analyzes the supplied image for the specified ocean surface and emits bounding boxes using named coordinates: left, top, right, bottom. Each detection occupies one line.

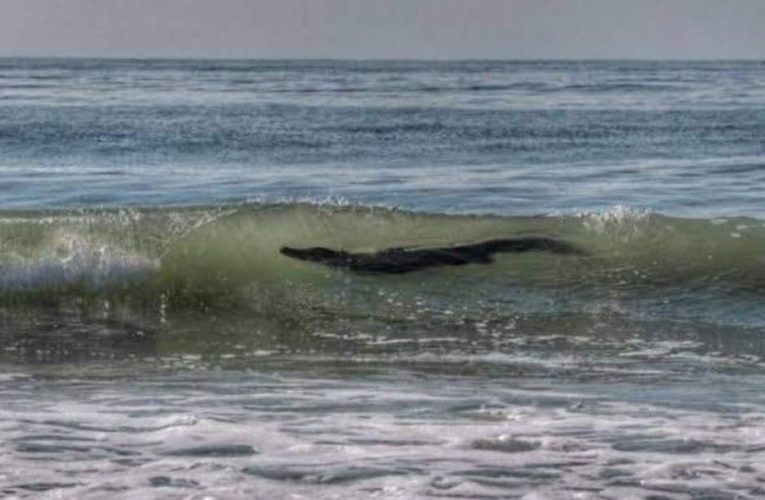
left=1, top=59, right=765, bottom=499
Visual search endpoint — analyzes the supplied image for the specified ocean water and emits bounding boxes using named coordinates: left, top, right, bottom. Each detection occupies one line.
left=1, top=59, right=765, bottom=499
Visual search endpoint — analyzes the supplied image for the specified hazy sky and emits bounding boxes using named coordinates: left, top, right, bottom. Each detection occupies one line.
left=1, top=0, right=763, bottom=59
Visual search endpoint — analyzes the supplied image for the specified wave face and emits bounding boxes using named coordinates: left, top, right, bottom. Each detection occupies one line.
left=2, top=204, right=763, bottom=328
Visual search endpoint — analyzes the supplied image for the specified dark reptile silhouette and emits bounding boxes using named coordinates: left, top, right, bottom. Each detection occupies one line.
left=280, top=237, right=584, bottom=274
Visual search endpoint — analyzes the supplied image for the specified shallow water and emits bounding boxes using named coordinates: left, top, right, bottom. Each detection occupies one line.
left=1, top=59, right=765, bottom=499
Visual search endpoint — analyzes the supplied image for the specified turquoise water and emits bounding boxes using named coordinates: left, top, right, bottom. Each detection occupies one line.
left=1, top=60, right=765, bottom=499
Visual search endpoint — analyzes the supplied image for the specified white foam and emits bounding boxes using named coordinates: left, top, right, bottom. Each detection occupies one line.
left=0, top=231, right=157, bottom=291
left=1, top=369, right=764, bottom=499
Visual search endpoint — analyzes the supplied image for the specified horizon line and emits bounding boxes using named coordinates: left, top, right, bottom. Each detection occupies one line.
left=1, top=54, right=763, bottom=63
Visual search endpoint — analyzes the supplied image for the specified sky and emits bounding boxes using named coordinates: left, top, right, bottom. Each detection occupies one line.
left=0, top=0, right=763, bottom=59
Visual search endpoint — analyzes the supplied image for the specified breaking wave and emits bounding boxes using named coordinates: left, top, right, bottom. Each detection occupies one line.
left=1, top=202, right=763, bottom=328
